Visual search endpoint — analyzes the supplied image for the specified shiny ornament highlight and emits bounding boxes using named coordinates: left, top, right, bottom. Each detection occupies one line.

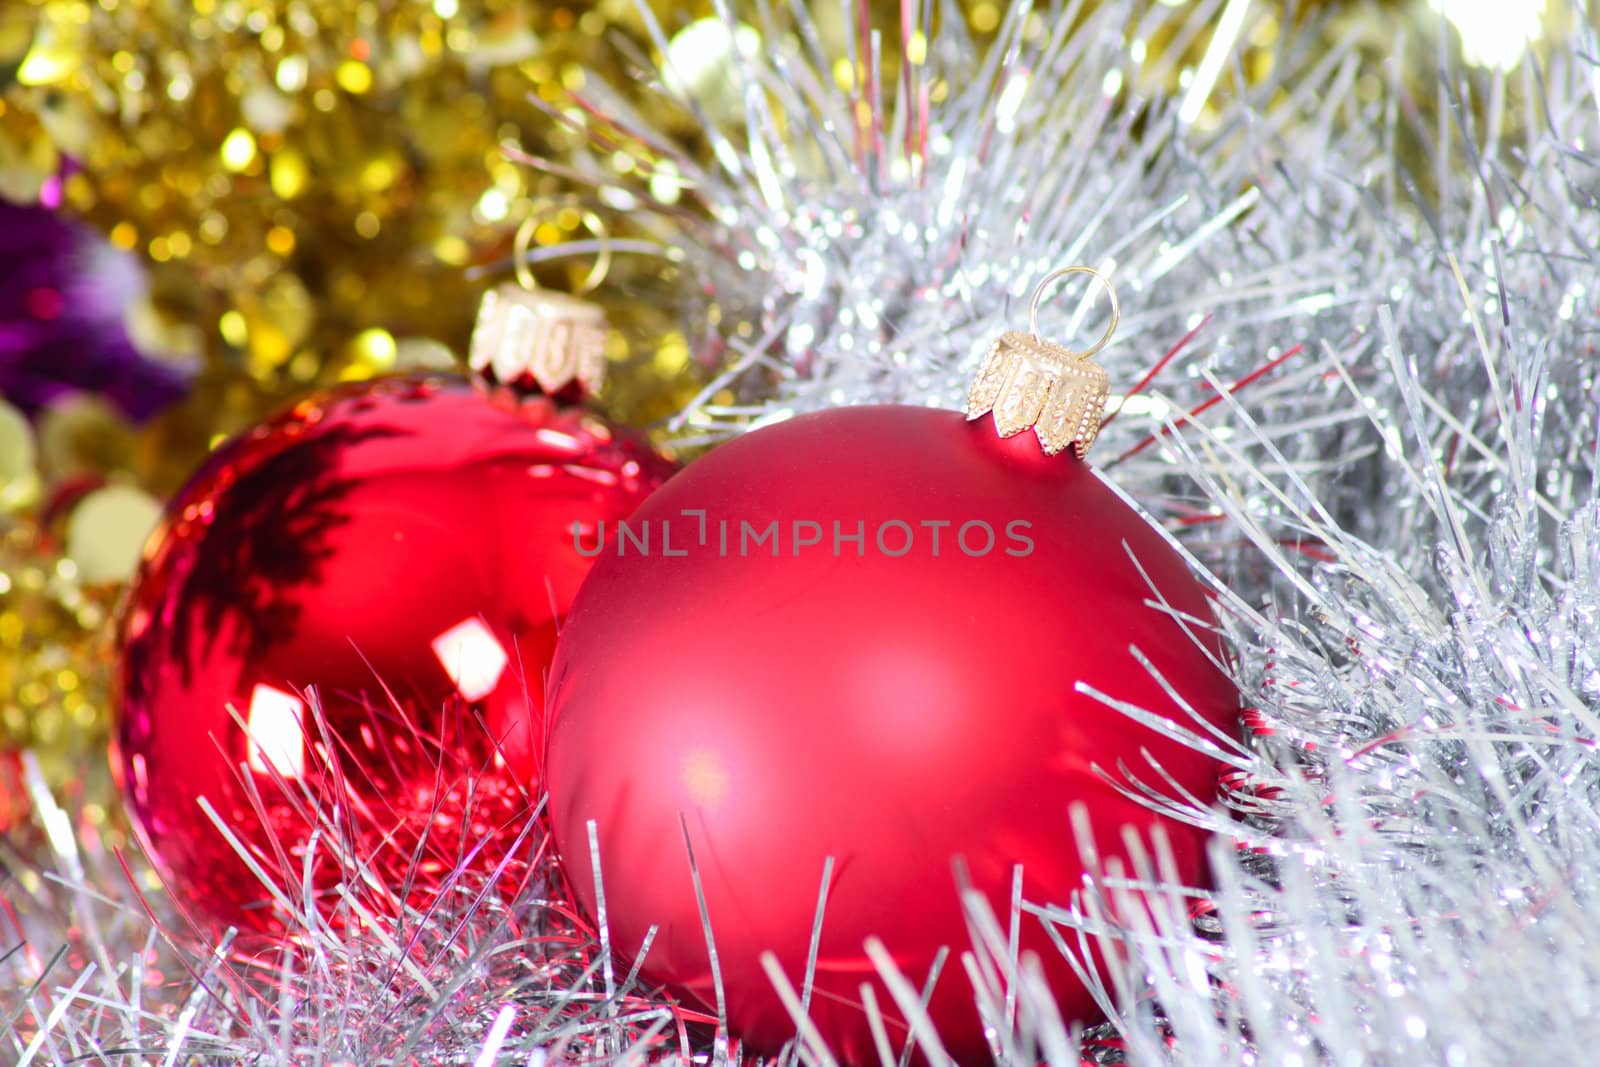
left=545, top=404, right=1240, bottom=1063
left=116, top=375, right=674, bottom=931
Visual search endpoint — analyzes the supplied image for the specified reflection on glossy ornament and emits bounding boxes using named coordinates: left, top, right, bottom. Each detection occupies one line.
left=115, top=375, right=674, bottom=931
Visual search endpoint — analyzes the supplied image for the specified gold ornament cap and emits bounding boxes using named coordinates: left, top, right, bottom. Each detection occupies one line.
left=966, top=267, right=1117, bottom=459
left=469, top=282, right=608, bottom=397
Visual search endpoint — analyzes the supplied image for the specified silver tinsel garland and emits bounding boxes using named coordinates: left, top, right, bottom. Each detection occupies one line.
left=7, top=0, right=1600, bottom=1063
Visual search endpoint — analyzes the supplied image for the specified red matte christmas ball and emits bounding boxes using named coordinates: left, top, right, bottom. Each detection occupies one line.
left=115, top=373, right=674, bottom=931
left=545, top=398, right=1239, bottom=1063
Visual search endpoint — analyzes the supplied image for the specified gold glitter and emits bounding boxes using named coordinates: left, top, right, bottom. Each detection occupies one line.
left=351, top=328, right=398, bottom=371
left=434, top=234, right=470, bottom=265
left=0, top=403, right=39, bottom=513
left=0, top=457, right=124, bottom=775
left=265, top=225, right=296, bottom=256
left=198, top=213, right=228, bottom=243
left=335, top=59, right=373, bottom=94
left=276, top=54, right=308, bottom=92
left=219, top=127, right=256, bottom=172
left=269, top=148, right=308, bottom=198
left=907, top=31, right=928, bottom=65
left=219, top=310, right=248, bottom=348
left=287, top=351, right=320, bottom=381
left=360, top=153, right=400, bottom=193
left=653, top=333, right=690, bottom=376
left=66, top=486, right=162, bottom=584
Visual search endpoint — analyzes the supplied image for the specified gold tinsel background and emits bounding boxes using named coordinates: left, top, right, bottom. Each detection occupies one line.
left=0, top=0, right=1573, bottom=799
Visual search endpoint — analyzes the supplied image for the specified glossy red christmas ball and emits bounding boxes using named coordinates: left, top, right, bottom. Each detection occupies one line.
left=115, top=375, right=674, bottom=931
left=0, top=749, right=26, bottom=836
left=545, top=406, right=1239, bottom=1064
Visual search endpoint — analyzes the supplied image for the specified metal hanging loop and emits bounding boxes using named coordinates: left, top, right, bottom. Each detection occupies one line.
left=1027, top=265, right=1119, bottom=359
left=512, top=199, right=613, bottom=296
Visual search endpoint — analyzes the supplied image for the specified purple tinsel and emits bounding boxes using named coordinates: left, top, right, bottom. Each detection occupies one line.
left=0, top=182, right=188, bottom=421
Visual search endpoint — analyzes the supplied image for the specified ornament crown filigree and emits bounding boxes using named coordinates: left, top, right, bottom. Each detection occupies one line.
left=966, top=266, right=1117, bottom=459
left=966, top=330, right=1110, bottom=458
left=470, top=283, right=607, bottom=397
